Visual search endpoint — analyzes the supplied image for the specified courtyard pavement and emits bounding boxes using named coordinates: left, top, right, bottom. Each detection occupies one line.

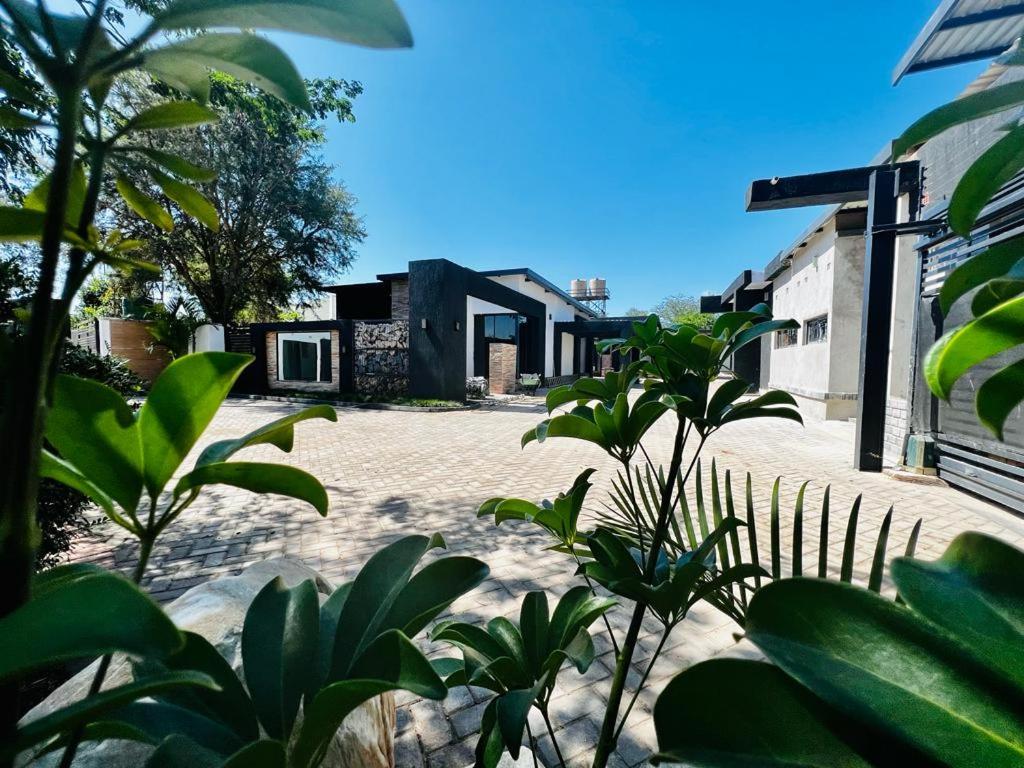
left=71, top=395, right=1024, bottom=767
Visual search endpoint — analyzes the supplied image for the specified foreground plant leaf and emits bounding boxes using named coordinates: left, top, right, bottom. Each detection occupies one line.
left=892, top=532, right=1024, bottom=693
left=652, top=659, right=874, bottom=767
left=745, top=578, right=1024, bottom=767
left=924, top=294, right=1024, bottom=400
left=0, top=569, right=182, bottom=682
left=138, top=352, right=253, bottom=499
left=242, top=577, right=319, bottom=741
left=153, top=0, right=414, bottom=49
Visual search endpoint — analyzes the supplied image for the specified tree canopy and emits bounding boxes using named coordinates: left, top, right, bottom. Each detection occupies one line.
left=110, top=73, right=366, bottom=324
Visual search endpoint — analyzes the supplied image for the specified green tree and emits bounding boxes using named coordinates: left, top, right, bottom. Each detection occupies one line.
left=651, top=293, right=713, bottom=328
left=111, top=74, right=366, bottom=324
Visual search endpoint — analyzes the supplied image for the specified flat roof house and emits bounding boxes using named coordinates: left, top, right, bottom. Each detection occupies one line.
left=239, top=258, right=636, bottom=402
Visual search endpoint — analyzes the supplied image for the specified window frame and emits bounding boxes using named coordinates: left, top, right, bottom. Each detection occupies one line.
left=276, top=331, right=332, bottom=383
left=804, top=314, right=828, bottom=345
left=775, top=327, right=799, bottom=349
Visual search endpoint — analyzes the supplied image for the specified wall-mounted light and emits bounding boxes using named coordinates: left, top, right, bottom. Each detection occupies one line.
left=341, top=344, right=348, bottom=354
left=454, top=320, right=461, bottom=332
left=548, top=313, right=552, bottom=320
left=420, top=318, right=428, bottom=330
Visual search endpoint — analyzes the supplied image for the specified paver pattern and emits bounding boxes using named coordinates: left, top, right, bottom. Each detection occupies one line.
left=71, top=396, right=1024, bottom=767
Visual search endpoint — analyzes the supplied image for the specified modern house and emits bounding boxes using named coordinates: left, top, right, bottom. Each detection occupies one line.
left=237, top=259, right=636, bottom=402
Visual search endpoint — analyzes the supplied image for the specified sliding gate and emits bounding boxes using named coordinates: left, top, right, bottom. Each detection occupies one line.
left=915, top=177, right=1024, bottom=511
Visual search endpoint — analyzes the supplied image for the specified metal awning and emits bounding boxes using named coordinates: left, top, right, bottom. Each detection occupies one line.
left=893, top=0, right=1024, bottom=84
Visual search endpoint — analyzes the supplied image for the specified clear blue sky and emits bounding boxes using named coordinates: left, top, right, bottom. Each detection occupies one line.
left=273, top=0, right=986, bottom=314
left=67, top=0, right=992, bottom=314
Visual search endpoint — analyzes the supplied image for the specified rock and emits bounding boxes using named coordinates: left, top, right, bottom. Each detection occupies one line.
left=21, top=558, right=396, bottom=768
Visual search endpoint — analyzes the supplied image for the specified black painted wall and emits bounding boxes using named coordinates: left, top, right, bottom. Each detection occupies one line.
left=407, top=259, right=547, bottom=401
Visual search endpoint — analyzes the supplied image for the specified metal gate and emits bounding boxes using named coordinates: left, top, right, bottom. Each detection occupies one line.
left=915, top=178, right=1024, bottom=510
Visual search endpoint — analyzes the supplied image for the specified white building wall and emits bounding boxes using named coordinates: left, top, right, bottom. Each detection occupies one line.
left=298, top=292, right=336, bottom=321
left=766, top=220, right=863, bottom=421
left=482, top=274, right=580, bottom=378
left=560, top=332, right=575, bottom=375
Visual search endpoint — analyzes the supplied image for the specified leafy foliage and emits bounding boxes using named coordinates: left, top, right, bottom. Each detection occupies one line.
left=90, top=534, right=487, bottom=768
left=652, top=532, right=1024, bottom=767
left=475, top=307, right=802, bottom=766
left=892, top=58, right=1024, bottom=440
left=432, top=587, right=615, bottom=767
left=596, top=459, right=922, bottom=617
left=109, top=73, right=367, bottom=324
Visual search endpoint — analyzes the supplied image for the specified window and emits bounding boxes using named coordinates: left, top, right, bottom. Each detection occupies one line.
left=805, top=315, right=828, bottom=344
left=277, top=331, right=332, bottom=382
left=483, top=314, right=517, bottom=342
left=775, top=327, right=798, bottom=348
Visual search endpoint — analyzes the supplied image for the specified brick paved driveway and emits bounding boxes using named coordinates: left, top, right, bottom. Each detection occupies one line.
left=72, top=396, right=1024, bottom=767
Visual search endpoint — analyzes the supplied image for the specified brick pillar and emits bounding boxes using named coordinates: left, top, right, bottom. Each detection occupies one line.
left=488, top=343, right=517, bottom=394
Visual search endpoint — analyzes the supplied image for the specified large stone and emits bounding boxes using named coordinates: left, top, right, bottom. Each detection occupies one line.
left=21, top=558, right=396, bottom=768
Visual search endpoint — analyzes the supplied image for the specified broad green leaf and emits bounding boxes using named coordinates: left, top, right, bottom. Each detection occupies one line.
left=145, top=34, right=311, bottom=112
left=475, top=699, right=504, bottom=768
left=487, top=617, right=530, bottom=681
left=892, top=532, right=1024, bottom=692
left=136, top=631, right=260, bottom=742
left=0, top=206, right=46, bottom=241
left=46, top=374, right=143, bottom=513
left=971, top=277, right=1024, bottom=317
left=379, top=556, right=489, bottom=638
left=939, top=240, right=1024, bottom=315
left=223, top=740, right=286, bottom=768
left=173, top=462, right=328, bottom=515
left=33, top=720, right=157, bottom=758
left=652, top=659, right=873, bottom=767
left=328, top=534, right=445, bottom=681
left=2, top=0, right=91, bottom=53
left=150, top=169, right=220, bottom=231
left=894, top=79, right=1024, bottom=159
left=102, top=700, right=245, bottom=757
left=519, top=591, right=549, bottom=679
left=0, top=570, right=181, bottom=683
left=117, top=176, right=174, bottom=232
left=523, top=412, right=608, bottom=450
left=242, top=577, right=319, bottom=740
left=138, top=352, right=253, bottom=499
left=143, top=734, right=221, bottom=768
left=496, top=687, right=537, bottom=760
left=120, top=101, right=219, bottom=135
left=923, top=294, right=1024, bottom=400
left=39, top=449, right=118, bottom=522
left=949, top=126, right=1024, bottom=235
left=9, top=672, right=216, bottom=758
left=135, top=148, right=217, bottom=182
left=746, top=578, right=1024, bottom=767
left=24, top=163, right=87, bottom=225
left=975, top=358, right=1024, bottom=439
left=293, top=630, right=444, bottom=768
left=153, top=0, right=414, bottom=49
left=142, top=57, right=212, bottom=103
left=196, top=404, right=337, bottom=466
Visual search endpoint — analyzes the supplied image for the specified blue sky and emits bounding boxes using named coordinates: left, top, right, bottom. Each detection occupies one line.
left=273, top=0, right=986, bottom=313
left=59, top=0, right=990, bottom=313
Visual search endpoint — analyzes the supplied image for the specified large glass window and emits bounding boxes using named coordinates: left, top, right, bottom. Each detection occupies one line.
left=277, top=331, right=332, bottom=382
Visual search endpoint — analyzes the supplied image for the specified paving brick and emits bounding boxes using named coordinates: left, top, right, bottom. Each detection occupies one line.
left=66, top=396, right=1024, bottom=766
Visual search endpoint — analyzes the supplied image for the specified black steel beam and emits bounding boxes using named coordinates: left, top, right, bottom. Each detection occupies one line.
left=854, top=170, right=898, bottom=472
left=746, top=162, right=919, bottom=212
